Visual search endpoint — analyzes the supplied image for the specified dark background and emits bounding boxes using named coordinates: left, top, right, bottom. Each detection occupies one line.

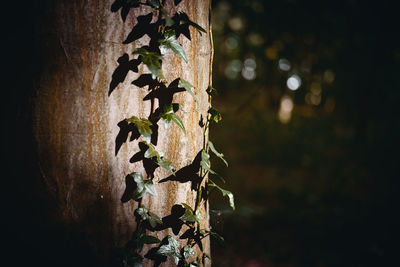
left=4, top=0, right=400, bottom=266
left=209, top=0, right=400, bottom=266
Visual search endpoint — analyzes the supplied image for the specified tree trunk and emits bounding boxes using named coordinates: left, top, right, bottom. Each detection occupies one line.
left=33, top=0, right=211, bottom=265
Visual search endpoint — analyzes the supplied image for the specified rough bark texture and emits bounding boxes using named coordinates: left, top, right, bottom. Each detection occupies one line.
left=33, top=0, right=211, bottom=265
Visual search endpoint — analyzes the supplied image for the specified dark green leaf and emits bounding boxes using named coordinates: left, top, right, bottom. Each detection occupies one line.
left=133, top=47, right=164, bottom=80
left=178, top=12, right=206, bottom=34
left=208, top=141, right=228, bottom=166
left=207, top=180, right=235, bottom=210
left=206, top=86, right=218, bottom=96
left=209, top=230, right=226, bottom=246
left=178, top=78, right=199, bottom=105
left=143, top=142, right=159, bottom=159
left=208, top=108, right=222, bottom=123
left=146, top=0, right=161, bottom=8
left=157, top=236, right=181, bottom=265
left=142, top=235, right=161, bottom=244
left=125, top=116, right=152, bottom=142
left=130, top=172, right=156, bottom=200
left=159, top=30, right=187, bottom=62
left=183, top=245, right=195, bottom=259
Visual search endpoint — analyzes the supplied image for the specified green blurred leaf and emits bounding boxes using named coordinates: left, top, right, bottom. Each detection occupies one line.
left=130, top=172, right=156, bottom=200
left=125, top=116, right=152, bottom=142
left=208, top=108, right=222, bottom=123
left=178, top=78, right=199, bottom=105
left=208, top=230, right=225, bottom=246
left=207, top=179, right=235, bottom=210
left=159, top=30, right=187, bottom=62
left=133, top=47, right=164, bottom=80
left=157, top=236, right=181, bottom=265
left=161, top=9, right=174, bottom=26
left=208, top=141, right=228, bottom=166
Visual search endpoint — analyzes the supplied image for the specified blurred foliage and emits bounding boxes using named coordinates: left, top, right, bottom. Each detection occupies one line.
left=209, top=0, right=400, bottom=266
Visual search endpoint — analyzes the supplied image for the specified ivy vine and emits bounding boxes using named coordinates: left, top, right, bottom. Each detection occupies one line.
left=110, top=1, right=234, bottom=266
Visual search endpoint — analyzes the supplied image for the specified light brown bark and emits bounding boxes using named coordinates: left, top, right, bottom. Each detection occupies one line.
left=34, top=0, right=211, bottom=264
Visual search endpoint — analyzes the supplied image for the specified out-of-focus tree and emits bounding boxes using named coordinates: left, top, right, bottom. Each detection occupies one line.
left=209, top=0, right=400, bottom=266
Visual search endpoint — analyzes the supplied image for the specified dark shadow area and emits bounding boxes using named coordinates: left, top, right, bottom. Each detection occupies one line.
left=159, top=151, right=202, bottom=190
left=109, top=53, right=141, bottom=96
left=111, top=0, right=140, bottom=22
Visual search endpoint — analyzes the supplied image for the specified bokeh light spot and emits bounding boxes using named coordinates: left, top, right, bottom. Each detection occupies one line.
left=287, top=74, right=301, bottom=90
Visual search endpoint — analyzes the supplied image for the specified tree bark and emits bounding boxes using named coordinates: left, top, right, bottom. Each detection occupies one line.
left=33, top=0, right=211, bottom=265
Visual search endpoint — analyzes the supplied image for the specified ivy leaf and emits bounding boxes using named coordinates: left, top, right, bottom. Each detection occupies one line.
left=136, top=206, right=163, bottom=228
left=206, top=86, right=218, bottom=96
left=183, top=245, right=195, bottom=259
left=180, top=203, right=202, bottom=223
left=161, top=9, right=174, bottom=27
left=142, top=235, right=161, bottom=244
left=208, top=108, right=222, bottom=123
left=178, top=78, right=199, bottom=105
left=130, top=172, right=156, bottom=200
left=157, top=236, right=181, bottom=265
left=146, top=0, right=161, bottom=8
left=208, top=141, right=228, bottom=167
left=208, top=230, right=226, bottom=247
left=133, top=48, right=164, bottom=80
left=159, top=104, right=186, bottom=133
left=207, top=179, right=235, bottom=210
left=200, top=150, right=215, bottom=174
left=142, top=142, right=175, bottom=174
left=178, top=12, right=206, bottom=34
left=159, top=30, right=187, bottom=62
left=125, top=116, right=152, bottom=142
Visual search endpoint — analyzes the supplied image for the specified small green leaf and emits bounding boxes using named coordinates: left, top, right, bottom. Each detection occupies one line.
left=142, top=235, right=161, bottom=244
left=183, top=245, right=195, bottom=259
left=208, top=141, right=228, bottom=166
left=125, top=116, right=152, bottom=142
left=208, top=108, right=222, bottom=123
left=207, top=180, right=235, bottom=210
left=159, top=104, right=186, bottom=133
left=178, top=78, right=199, bottom=105
left=180, top=203, right=202, bottom=223
left=157, top=236, right=181, bottom=265
left=148, top=211, right=163, bottom=227
left=136, top=206, right=163, bottom=228
left=130, top=172, right=156, bottom=200
left=206, top=86, right=218, bottom=96
left=178, top=12, right=206, bottom=34
left=159, top=30, right=187, bottom=62
left=133, top=47, right=164, bottom=80
left=142, top=142, right=175, bottom=173
left=161, top=9, right=174, bottom=26
left=200, top=150, right=215, bottom=174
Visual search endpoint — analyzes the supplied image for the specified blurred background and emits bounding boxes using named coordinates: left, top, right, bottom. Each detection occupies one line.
left=208, top=0, right=400, bottom=266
